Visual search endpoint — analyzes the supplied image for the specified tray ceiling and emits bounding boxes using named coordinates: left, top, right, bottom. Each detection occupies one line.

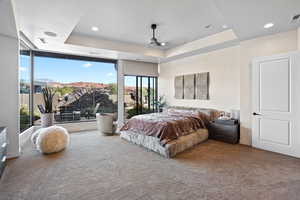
left=14, top=0, right=300, bottom=62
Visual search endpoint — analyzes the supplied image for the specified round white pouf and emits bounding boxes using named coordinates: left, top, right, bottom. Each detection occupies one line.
left=36, top=126, right=70, bottom=154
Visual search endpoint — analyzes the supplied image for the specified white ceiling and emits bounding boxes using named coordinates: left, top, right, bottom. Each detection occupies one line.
left=214, top=0, right=300, bottom=40
left=14, top=0, right=300, bottom=62
left=73, top=0, right=227, bottom=49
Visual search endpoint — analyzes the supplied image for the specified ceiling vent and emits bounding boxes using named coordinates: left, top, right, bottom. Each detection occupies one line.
left=291, top=14, right=300, bottom=23
left=89, top=52, right=100, bottom=55
left=44, top=31, right=57, bottom=37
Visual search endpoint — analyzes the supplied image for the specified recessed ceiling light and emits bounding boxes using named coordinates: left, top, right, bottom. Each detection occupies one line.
left=44, top=31, right=57, bottom=37
left=161, top=42, right=166, bottom=46
left=264, top=23, right=274, bottom=29
left=222, top=24, right=228, bottom=29
left=91, top=26, right=99, bottom=31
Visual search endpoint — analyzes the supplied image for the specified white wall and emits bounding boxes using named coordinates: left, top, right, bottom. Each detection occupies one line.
left=298, top=28, right=300, bottom=50
left=0, top=0, right=20, bottom=158
left=0, top=34, right=20, bottom=158
left=239, top=30, right=298, bottom=145
left=159, top=30, right=298, bottom=146
left=117, top=60, right=125, bottom=128
left=159, top=46, right=240, bottom=111
left=122, top=60, right=158, bottom=76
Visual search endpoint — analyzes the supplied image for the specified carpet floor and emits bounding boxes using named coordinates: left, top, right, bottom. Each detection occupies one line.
left=1, top=131, right=300, bottom=200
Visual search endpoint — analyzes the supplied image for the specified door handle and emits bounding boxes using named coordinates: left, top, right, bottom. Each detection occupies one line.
left=253, top=112, right=261, bottom=116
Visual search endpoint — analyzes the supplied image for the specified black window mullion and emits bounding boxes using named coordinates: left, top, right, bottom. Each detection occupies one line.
left=136, top=76, right=139, bottom=114
left=152, top=77, right=154, bottom=112
left=140, top=76, right=143, bottom=114
left=155, top=77, right=158, bottom=112
left=148, top=77, right=150, bottom=111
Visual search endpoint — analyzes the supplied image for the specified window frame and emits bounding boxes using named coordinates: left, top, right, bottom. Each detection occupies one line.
left=124, top=75, right=158, bottom=118
left=19, top=47, right=119, bottom=131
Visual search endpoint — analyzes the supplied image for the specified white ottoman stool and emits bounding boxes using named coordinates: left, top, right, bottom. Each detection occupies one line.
left=32, top=126, right=70, bottom=154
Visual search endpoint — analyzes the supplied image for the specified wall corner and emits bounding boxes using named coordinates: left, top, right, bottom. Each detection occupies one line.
left=298, top=28, right=300, bottom=50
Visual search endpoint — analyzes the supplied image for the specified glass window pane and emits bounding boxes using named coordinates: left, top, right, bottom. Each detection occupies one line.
left=150, top=77, right=154, bottom=111
left=33, top=55, right=117, bottom=124
left=19, top=47, right=31, bottom=132
left=124, top=76, right=137, bottom=119
left=142, top=77, right=150, bottom=113
left=137, top=76, right=142, bottom=113
left=124, top=75, right=157, bottom=119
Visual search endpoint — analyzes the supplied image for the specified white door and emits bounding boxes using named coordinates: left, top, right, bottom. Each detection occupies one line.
left=252, top=52, right=300, bottom=158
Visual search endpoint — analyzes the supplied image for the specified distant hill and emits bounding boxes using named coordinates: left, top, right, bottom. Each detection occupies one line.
left=45, top=81, right=108, bottom=89
left=37, top=80, right=138, bottom=91
left=62, top=82, right=107, bottom=88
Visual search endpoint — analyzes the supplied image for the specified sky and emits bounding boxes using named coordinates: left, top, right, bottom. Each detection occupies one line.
left=124, top=76, right=154, bottom=87
left=20, top=55, right=150, bottom=87
left=20, top=55, right=118, bottom=84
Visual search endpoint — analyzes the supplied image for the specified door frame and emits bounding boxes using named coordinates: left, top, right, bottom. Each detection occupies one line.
left=251, top=51, right=300, bottom=158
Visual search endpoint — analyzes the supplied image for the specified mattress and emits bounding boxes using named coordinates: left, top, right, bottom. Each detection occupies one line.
left=120, top=128, right=208, bottom=158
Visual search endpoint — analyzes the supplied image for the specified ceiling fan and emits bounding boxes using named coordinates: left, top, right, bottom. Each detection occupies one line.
left=149, top=24, right=166, bottom=47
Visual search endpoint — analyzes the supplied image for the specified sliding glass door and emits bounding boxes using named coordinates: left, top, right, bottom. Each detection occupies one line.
left=124, top=75, right=157, bottom=119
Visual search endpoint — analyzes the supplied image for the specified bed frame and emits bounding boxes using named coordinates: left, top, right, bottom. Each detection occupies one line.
left=120, top=129, right=208, bottom=158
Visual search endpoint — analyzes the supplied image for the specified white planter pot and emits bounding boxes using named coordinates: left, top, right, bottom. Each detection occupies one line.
left=41, top=113, right=54, bottom=128
left=96, top=113, right=114, bottom=135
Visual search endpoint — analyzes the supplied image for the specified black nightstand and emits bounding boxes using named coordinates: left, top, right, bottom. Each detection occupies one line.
left=208, top=119, right=240, bottom=144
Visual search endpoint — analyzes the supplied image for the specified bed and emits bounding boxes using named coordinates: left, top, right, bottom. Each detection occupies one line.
left=120, top=107, right=220, bottom=158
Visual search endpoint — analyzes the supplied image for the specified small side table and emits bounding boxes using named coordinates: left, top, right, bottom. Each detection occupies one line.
left=208, top=119, right=240, bottom=144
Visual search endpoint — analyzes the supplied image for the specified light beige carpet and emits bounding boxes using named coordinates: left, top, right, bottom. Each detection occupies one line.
left=1, top=131, right=300, bottom=200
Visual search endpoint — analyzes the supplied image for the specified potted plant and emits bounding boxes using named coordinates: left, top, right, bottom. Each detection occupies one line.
left=41, top=87, right=56, bottom=127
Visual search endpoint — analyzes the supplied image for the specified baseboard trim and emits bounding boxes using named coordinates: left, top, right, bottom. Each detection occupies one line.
left=34, top=121, right=98, bottom=133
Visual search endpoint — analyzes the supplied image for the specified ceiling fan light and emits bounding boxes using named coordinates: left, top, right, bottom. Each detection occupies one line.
left=91, top=26, right=99, bottom=31
left=264, top=23, right=274, bottom=29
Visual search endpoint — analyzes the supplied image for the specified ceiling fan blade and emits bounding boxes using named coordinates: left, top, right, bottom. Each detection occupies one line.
left=148, top=24, right=167, bottom=47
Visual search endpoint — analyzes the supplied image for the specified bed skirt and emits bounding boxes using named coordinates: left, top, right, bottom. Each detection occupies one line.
left=120, top=129, right=208, bottom=158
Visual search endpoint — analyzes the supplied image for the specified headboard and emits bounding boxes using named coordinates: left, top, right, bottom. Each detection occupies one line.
left=164, top=106, right=222, bottom=121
